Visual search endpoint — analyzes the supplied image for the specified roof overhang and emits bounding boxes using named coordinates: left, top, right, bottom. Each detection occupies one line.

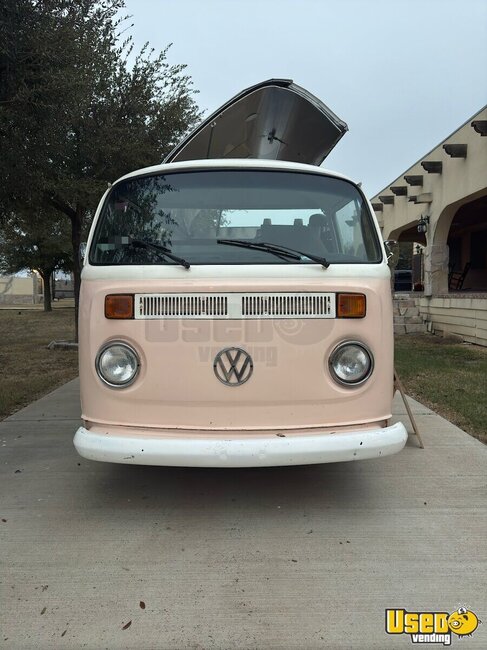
left=165, top=79, right=348, bottom=166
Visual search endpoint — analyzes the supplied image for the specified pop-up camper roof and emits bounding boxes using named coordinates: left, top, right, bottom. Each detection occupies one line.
left=165, top=79, right=348, bottom=167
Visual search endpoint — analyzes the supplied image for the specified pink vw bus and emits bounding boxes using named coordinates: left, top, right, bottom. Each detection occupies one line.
left=74, top=80, right=407, bottom=467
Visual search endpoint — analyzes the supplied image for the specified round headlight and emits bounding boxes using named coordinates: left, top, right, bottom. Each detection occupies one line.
left=96, top=342, right=140, bottom=387
left=329, top=341, right=373, bottom=386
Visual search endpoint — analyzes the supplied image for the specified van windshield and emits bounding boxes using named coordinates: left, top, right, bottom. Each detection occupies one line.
left=90, top=170, right=382, bottom=265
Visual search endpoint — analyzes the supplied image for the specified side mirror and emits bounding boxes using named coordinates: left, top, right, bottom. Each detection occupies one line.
left=79, top=242, right=87, bottom=264
left=384, top=239, right=398, bottom=261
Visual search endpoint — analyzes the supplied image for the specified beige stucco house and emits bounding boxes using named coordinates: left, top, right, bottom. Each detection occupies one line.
left=371, top=106, right=487, bottom=346
left=0, top=274, right=74, bottom=304
left=0, top=275, right=41, bottom=304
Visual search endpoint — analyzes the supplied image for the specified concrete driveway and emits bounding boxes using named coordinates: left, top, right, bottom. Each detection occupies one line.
left=1, top=380, right=486, bottom=649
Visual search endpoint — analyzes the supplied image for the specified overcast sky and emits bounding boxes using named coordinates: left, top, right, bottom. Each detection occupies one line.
left=123, top=0, right=487, bottom=197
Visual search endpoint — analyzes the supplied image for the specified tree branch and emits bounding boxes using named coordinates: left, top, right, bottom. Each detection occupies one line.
left=46, top=193, right=77, bottom=221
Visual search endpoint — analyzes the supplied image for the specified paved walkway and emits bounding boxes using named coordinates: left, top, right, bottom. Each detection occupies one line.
left=1, top=380, right=486, bottom=649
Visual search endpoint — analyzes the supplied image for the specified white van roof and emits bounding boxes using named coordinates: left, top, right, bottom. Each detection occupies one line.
left=115, top=158, right=356, bottom=186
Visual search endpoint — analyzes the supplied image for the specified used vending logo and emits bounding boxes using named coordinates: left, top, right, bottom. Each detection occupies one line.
left=385, top=607, right=480, bottom=645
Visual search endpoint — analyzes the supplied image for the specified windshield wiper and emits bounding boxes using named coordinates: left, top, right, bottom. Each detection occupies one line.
left=217, top=239, right=300, bottom=263
left=129, top=237, right=191, bottom=269
left=217, top=239, right=329, bottom=268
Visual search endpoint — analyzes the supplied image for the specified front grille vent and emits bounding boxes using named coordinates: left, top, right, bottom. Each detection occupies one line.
left=136, top=294, right=228, bottom=319
left=242, top=293, right=333, bottom=317
left=135, top=292, right=335, bottom=320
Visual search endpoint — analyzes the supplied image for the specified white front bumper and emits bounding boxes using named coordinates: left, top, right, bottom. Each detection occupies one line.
left=74, top=422, right=407, bottom=467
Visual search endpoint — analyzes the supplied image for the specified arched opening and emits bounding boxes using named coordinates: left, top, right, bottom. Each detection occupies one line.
left=427, top=189, right=487, bottom=295
left=388, top=220, right=425, bottom=246
left=447, top=194, right=487, bottom=292
left=388, top=221, right=426, bottom=292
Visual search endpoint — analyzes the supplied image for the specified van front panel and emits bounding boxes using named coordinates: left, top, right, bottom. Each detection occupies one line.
left=79, top=162, right=394, bottom=438
left=80, top=270, right=393, bottom=432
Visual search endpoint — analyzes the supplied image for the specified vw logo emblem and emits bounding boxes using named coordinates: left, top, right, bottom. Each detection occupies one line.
left=213, top=347, right=253, bottom=386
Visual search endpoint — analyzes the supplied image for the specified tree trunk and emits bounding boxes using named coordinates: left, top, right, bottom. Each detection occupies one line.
left=70, top=205, right=83, bottom=342
left=40, top=270, right=52, bottom=312
left=46, top=194, right=83, bottom=341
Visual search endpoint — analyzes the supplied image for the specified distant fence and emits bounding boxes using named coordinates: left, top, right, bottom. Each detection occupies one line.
left=54, top=279, right=74, bottom=299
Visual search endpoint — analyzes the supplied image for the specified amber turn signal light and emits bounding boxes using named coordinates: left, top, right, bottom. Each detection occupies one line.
left=337, top=293, right=366, bottom=318
left=105, top=294, right=134, bottom=319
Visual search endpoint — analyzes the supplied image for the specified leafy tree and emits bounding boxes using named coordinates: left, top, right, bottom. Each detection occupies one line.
left=0, top=0, right=201, bottom=336
left=0, top=213, right=72, bottom=311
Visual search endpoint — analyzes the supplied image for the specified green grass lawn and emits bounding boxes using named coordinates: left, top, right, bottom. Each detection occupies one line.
left=0, top=306, right=78, bottom=419
left=395, top=334, right=487, bottom=443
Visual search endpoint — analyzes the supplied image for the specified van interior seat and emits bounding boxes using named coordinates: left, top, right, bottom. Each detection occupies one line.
left=258, top=214, right=330, bottom=253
